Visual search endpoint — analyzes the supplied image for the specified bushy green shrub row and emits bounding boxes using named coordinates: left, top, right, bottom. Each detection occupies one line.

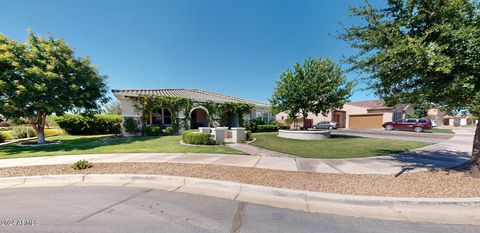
left=145, top=125, right=175, bottom=136
left=244, top=119, right=289, bottom=132
left=145, top=125, right=162, bottom=136
left=56, top=114, right=121, bottom=135
left=11, top=126, right=37, bottom=139
left=256, top=125, right=278, bottom=132
left=182, top=130, right=214, bottom=145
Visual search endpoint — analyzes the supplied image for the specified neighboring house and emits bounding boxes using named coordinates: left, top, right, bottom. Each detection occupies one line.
left=427, top=109, right=446, bottom=126
left=276, top=99, right=414, bottom=129
left=428, top=109, right=477, bottom=126
left=112, top=88, right=272, bottom=131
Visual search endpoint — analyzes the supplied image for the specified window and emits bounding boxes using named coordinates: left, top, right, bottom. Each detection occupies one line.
left=164, top=109, right=172, bottom=125
left=418, top=119, right=427, bottom=123
left=151, top=108, right=172, bottom=125
left=262, top=112, right=269, bottom=123
left=397, top=119, right=406, bottom=123
left=151, top=109, right=162, bottom=125
left=407, top=119, right=417, bottom=123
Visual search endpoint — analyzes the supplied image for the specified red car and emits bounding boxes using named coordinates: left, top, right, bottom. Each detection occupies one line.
left=382, top=119, right=432, bottom=133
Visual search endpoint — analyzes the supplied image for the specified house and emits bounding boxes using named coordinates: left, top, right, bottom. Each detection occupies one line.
left=427, top=109, right=477, bottom=126
left=112, top=88, right=273, bottom=131
left=276, top=99, right=414, bottom=129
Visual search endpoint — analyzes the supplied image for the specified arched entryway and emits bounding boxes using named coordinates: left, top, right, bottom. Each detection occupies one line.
left=190, top=107, right=208, bottom=129
left=226, top=111, right=239, bottom=128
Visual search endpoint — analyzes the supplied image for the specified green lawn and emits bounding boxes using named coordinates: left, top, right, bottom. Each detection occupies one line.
left=0, top=135, right=244, bottom=159
left=252, top=133, right=431, bottom=159
left=424, top=128, right=454, bottom=134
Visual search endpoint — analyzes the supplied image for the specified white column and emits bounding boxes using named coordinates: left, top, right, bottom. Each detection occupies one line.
left=231, top=127, right=246, bottom=143
left=211, top=127, right=227, bottom=144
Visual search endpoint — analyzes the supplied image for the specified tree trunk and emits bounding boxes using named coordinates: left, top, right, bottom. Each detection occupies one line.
left=30, top=112, right=47, bottom=144
left=470, top=120, right=480, bottom=177
left=37, top=128, right=45, bottom=144
left=302, top=110, right=308, bottom=130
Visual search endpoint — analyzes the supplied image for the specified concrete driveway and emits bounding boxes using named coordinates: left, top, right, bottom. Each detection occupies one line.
left=0, top=186, right=478, bottom=233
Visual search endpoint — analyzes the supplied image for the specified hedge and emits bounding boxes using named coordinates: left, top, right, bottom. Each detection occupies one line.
left=182, top=130, right=214, bottom=145
left=145, top=125, right=162, bottom=136
left=56, top=114, right=121, bottom=135
left=257, top=125, right=278, bottom=132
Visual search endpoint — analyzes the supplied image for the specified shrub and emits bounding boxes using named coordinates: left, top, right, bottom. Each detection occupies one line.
left=245, top=131, right=253, bottom=141
left=46, top=115, right=59, bottom=128
left=56, top=114, right=121, bottom=135
left=11, top=118, right=29, bottom=125
left=270, top=120, right=289, bottom=130
left=255, top=117, right=266, bottom=125
left=257, top=125, right=278, bottom=132
left=145, top=125, right=162, bottom=136
left=123, top=117, right=140, bottom=135
left=163, top=127, right=175, bottom=136
left=71, top=160, right=93, bottom=170
left=244, top=120, right=258, bottom=133
left=2, top=132, right=12, bottom=141
left=11, top=126, right=37, bottom=139
left=0, top=132, right=7, bottom=143
left=44, top=128, right=64, bottom=137
left=182, top=130, right=214, bottom=145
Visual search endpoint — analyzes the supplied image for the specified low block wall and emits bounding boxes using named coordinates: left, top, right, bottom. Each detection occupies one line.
left=278, top=130, right=330, bottom=140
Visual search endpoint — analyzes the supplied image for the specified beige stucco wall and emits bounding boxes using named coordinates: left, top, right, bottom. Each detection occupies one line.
left=341, top=104, right=368, bottom=128
left=383, top=112, right=393, bottom=123
left=118, top=96, right=140, bottom=117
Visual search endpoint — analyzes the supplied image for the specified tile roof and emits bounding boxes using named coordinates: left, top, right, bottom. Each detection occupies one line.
left=112, top=88, right=269, bottom=106
left=347, top=99, right=393, bottom=110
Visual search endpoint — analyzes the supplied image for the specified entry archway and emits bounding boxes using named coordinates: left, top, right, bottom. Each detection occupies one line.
left=190, top=107, right=208, bottom=129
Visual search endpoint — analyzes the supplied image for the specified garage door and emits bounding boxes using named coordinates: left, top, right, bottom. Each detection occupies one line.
left=349, top=114, right=383, bottom=129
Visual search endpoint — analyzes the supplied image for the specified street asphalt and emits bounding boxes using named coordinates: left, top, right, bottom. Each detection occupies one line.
left=0, top=186, right=478, bottom=233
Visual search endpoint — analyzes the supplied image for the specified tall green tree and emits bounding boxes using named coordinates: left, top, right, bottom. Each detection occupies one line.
left=340, top=0, right=480, bottom=176
left=271, top=58, right=354, bottom=126
left=0, top=31, right=108, bottom=144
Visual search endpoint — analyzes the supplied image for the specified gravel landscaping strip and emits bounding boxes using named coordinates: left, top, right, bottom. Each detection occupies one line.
left=0, top=162, right=478, bottom=198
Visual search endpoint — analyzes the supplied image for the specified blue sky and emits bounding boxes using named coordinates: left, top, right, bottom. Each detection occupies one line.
left=1, top=0, right=384, bottom=103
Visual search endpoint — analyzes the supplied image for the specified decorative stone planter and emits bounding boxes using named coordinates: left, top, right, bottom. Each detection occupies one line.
left=278, top=130, right=330, bottom=140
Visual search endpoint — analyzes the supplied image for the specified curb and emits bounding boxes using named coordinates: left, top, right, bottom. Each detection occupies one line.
left=0, top=174, right=479, bottom=225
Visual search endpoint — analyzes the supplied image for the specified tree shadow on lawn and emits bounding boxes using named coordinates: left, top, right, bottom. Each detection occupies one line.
left=0, top=135, right=162, bottom=156
left=375, top=149, right=470, bottom=175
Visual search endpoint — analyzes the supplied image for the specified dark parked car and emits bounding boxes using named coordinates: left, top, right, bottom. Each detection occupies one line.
left=312, top=121, right=338, bottom=130
left=382, top=119, right=432, bottom=133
